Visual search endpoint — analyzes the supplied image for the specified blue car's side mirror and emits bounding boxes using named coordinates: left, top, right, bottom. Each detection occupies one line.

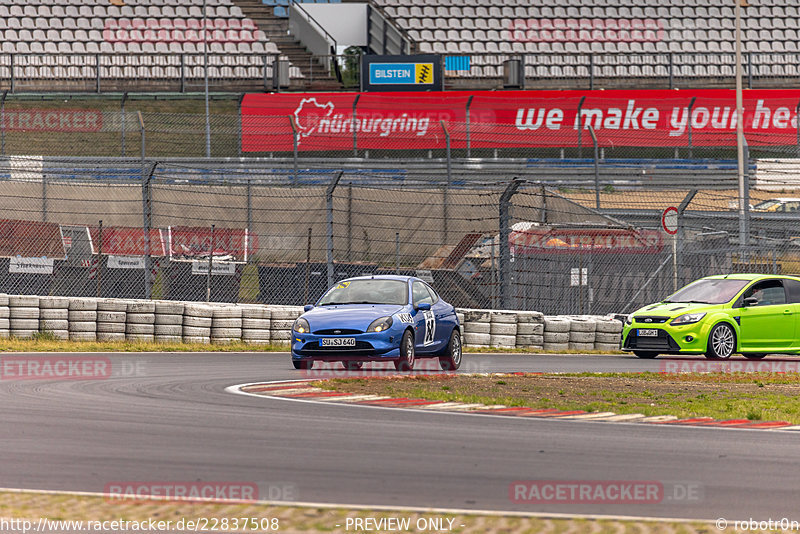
left=416, top=302, right=432, bottom=311
left=303, top=304, right=314, bottom=312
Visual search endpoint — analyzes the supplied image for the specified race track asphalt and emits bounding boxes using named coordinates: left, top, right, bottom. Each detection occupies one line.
left=0, top=351, right=796, bottom=521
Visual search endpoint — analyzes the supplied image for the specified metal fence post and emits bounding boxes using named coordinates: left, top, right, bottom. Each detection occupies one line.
left=95, top=53, right=101, bottom=93
left=206, top=224, right=215, bottom=302
left=138, top=110, right=145, bottom=160
left=441, top=120, right=451, bottom=245
left=587, top=124, right=600, bottom=209
left=326, top=171, right=343, bottom=287
left=576, top=96, right=586, bottom=158
left=499, top=178, right=522, bottom=310
left=795, top=98, right=800, bottom=156
left=141, top=161, right=157, bottom=300
left=676, top=189, right=697, bottom=289
left=687, top=96, right=696, bottom=158
left=289, top=115, right=299, bottom=182
left=588, top=53, right=594, bottom=90
left=668, top=52, right=673, bottom=89
left=395, top=232, right=400, bottom=274
left=237, top=93, right=245, bottom=158
left=1, top=90, right=7, bottom=155
left=42, top=170, right=47, bottom=222
left=742, top=138, right=750, bottom=246
left=352, top=94, right=360, bottom=157
left=466, top=95, right=474, bottom=158
left=96, top=220, right=103, bottom=298
left=120, top=92, right=128, bottom=157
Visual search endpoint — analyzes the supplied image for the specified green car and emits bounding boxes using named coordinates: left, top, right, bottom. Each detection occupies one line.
left=621, top=274, right=800, bottom=360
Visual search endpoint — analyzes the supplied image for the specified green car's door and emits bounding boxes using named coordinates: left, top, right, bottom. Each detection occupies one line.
left=736, top=279, right=795, bottom=350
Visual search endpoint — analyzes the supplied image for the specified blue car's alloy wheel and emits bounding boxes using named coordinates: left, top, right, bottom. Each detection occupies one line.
left=395, top=330, right=415, bottom=371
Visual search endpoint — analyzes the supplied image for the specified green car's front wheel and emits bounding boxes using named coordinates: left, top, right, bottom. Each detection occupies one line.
left=705, top=322, right=736, bottom=360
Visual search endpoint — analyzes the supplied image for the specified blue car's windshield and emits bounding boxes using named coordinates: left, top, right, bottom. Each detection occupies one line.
left=317, top=279, right=408, bottom=306
left=664, top=279, right=750, bottom=305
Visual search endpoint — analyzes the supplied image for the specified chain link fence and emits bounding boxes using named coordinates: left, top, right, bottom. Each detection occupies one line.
left=0, top=154, right=797, bottom=314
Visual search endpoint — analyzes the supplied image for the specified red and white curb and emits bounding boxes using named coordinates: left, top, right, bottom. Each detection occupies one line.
left=227, top=378, right=800, bottom=432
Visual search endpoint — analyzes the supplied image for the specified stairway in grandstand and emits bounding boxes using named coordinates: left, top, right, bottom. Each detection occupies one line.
left=233, top=0, right=342, bottom=90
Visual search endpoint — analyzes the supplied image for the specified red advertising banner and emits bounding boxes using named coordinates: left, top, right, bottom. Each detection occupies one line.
left=241, top=89, right=800, bottom=151
left=509, top=228, right=664, bottom=255
left=0, top=219, right=64, bottom=258
left=168, top=226, right=252, bottom=262
left=88, top=227, right=166, bottom=257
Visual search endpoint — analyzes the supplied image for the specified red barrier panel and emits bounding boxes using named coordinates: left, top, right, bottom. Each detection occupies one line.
left=241, top=89, right=800, bottom=151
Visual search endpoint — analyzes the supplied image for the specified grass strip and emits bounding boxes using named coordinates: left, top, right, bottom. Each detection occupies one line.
left=315, top=372, right=800, bottom=424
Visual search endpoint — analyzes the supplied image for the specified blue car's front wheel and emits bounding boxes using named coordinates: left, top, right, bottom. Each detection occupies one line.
left=394, top=330, right=415, bottom=371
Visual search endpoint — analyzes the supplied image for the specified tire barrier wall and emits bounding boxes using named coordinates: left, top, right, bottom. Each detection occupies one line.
left=0, top=294, right=625, bottom=350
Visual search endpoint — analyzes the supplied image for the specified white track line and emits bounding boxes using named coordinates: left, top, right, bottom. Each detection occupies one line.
left=0, top=486, right=712, bottom=525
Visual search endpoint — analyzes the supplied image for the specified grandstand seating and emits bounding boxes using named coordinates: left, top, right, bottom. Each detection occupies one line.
left=373, top=0, right=800, bottom=80
left=0, top=0, right=300, bottom=82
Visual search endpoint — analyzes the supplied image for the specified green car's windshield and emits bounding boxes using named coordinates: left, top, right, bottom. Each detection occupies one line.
left=317, top=279, right=408, bottom=306
left=664, top=279, right=750, bottom=305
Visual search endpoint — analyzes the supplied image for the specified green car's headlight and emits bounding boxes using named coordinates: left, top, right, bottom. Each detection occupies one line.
left=367, top=316, right=393, bottom=333
left=671, top=312, right=706, bottom=325
left=293, top=317, right=310, bottom=334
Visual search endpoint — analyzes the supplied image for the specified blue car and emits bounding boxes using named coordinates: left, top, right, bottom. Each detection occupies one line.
left=291, top=275, right=462, bottom=371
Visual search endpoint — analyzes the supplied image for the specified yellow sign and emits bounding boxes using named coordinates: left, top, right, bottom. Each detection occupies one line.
left=415, top=63, right=434, bottom=84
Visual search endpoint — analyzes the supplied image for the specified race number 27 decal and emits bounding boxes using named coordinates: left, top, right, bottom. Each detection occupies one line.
left=423, top=310, right=435, bottom=346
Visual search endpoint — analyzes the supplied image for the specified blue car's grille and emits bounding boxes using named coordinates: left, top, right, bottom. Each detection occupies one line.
left=313, top=328, right=363, bottom=335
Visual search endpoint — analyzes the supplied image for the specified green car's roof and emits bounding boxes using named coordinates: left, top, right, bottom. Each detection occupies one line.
left=702, top=273, right=800, bottom=282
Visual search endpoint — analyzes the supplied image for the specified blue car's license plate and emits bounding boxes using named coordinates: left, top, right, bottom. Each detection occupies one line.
left=638, top=329, right=658, bottom=337
left=321, top=337, right=356, bottom=347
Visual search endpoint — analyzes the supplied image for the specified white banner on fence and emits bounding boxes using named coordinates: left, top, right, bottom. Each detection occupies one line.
left=191, top=260, right=236, bottom=276
left=107, top=255, right=145, bottom=269
left=9, top=256, right=54, bottom=274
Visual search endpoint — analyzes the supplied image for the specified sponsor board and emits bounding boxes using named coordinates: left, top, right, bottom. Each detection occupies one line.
left=241, top=89, right=800, bottom=151
left=107, top=255, right=146, bottom=269
left=9, top=256, right=54, bottom=274
left=191, top=260, right=237, bottom=276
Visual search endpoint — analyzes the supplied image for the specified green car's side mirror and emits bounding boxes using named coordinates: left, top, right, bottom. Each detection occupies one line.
left=743, top=296, right=758, bottom=307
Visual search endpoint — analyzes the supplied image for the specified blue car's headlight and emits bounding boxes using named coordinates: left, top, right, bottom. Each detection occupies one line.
left=293, top=317, right=310, bottom=334
left=367, top=316, right=393, bottom=333
left=671, top=312, right=706, bottom=325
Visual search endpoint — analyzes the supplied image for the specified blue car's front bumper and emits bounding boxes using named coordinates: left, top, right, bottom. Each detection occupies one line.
left=291, top=329, right=404, bottom=362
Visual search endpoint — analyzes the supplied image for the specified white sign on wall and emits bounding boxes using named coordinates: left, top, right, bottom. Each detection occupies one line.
left=9, top=256, right=54, bottom=275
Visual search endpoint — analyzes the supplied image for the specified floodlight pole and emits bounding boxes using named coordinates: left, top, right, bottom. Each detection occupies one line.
left=735, top=0, right=747, bottom=248
left=203, top=0, right=211, bottom=158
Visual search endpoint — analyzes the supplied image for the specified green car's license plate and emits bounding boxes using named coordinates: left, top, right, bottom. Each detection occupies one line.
left=638, top=329, right=659, bottom=337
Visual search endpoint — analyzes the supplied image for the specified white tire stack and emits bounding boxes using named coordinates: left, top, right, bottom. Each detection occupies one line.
left=241, top=306, right=271, bottom=345
left=0, top=294, right=10, bottom=338
left=568, top=316, right=597, bottom=351
left=126, top=301, right=155, bottom=342
left=39, top=297, right=70, bottom=340
left=515, top=311, right=544, bottom=349
left=68, top=298, right=97, bottom=342
left=183, top=303, right=212, bottom=344
left=9, top=295, right=40, bottom=339
left=461, top=309, right=490, bottom=348
left=594, top=318, right=623, bottom=351
left=154, top=301, right=184, bottom=344
left=96, top=299, right=127, bottom=342
left=489, top=311, right=517, bottom=348
left=543, top=316, right=570, bottom=351
left=270, top=307, right=300, bottom=345
left=211, top=305, right=242, bottom=344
